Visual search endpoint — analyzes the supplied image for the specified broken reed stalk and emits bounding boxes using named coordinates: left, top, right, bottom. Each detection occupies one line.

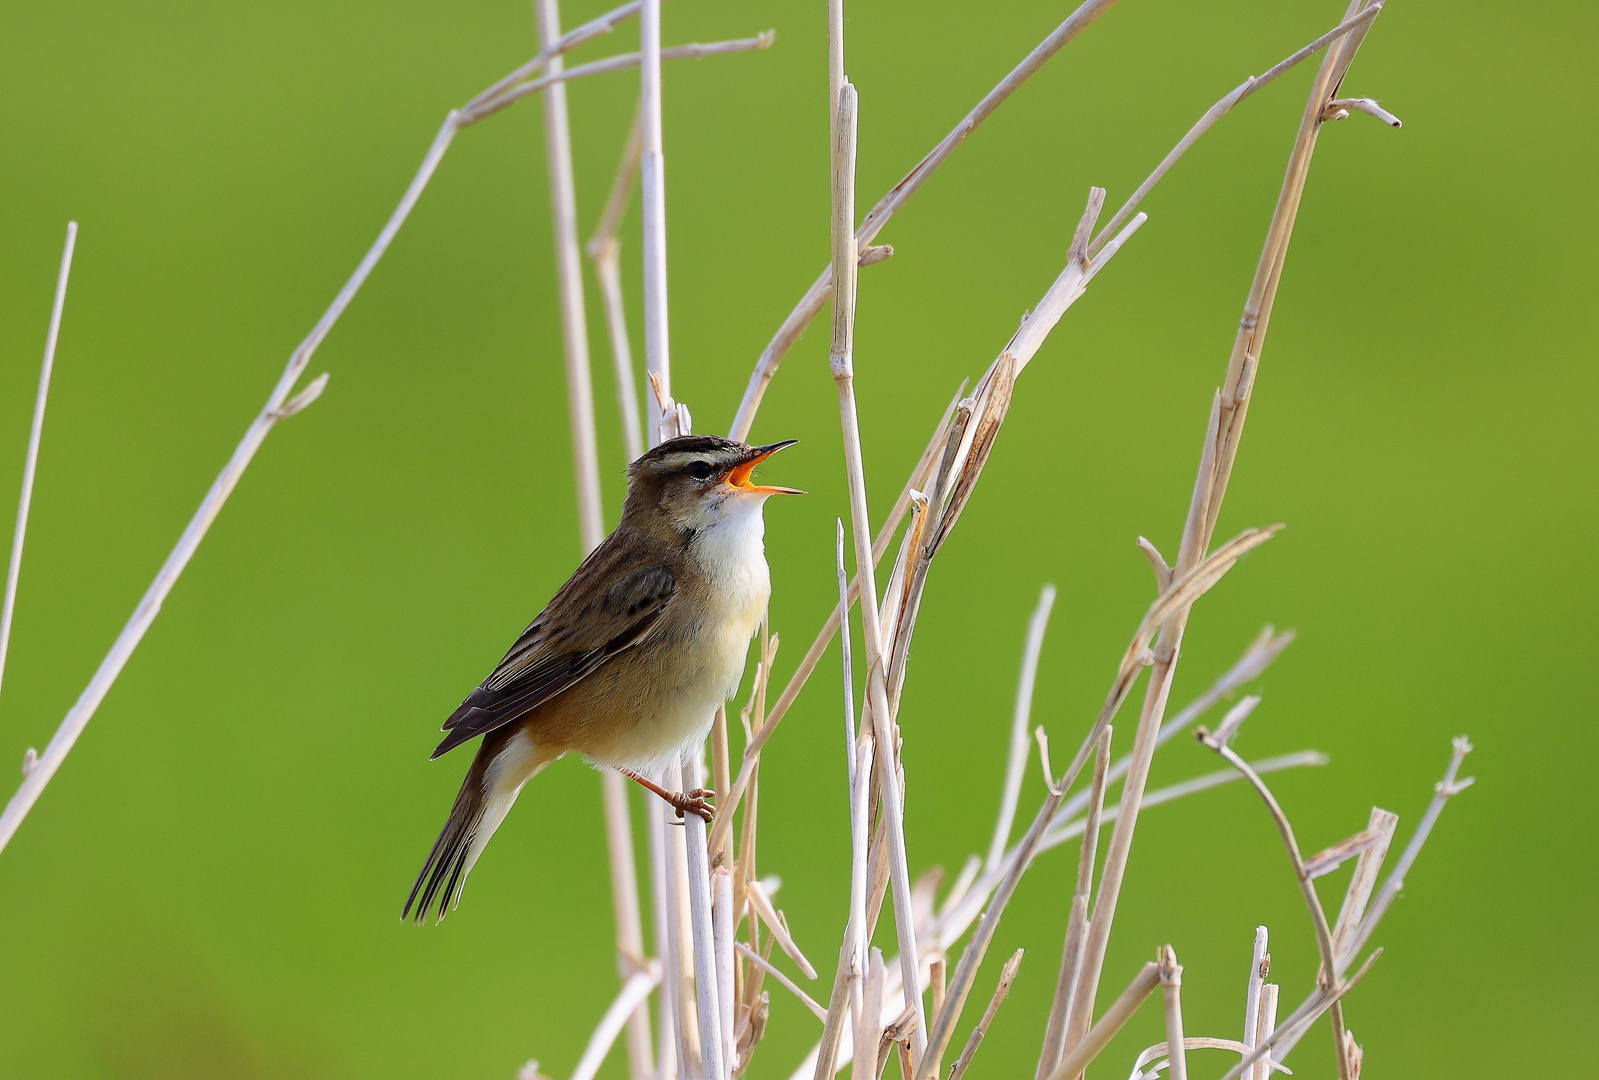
left=1046, top=961, right=1161, bottom=1080
left=1158, top=947, right=1188, bottom=1080
left=1058, top=5, right=1389, bottom=1066
left=828, top=76, right=930, bottom=1061
left=988, top=585, right=1057, bottom=876
left=0, top=222, right=75, bottom=718
left=946, top=949, right=1024, bottom=1080
left=1037, top=724, right=1111, bottom=1080
left=1242, top=926, right=1269, bottom=1080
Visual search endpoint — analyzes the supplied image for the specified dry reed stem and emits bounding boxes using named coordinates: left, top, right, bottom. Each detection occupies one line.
left=1262, top=738, right=1474, bottom=1063
left=1158, top=947, right=1187, bottom=1080
left=1255, top=985, right=1280, bottom=1080
left=0, top=222, right=75, bottom=719
left=1330, top=809, right=1397, bottom=961
left=1241, top=927, right=1269, bottom=1080
left=946, top=949, right=1024, bottom=1080
left=715, top=867, right=739, bottom=1069
left=465, top=36, right=776, bottom=126
left=915, top=724, right=1070, bottom=1080
left=988, top=585, right=1057, bottom=875
left=1195, top=725, right=1350, bottom=1076
left=589, top=106, right=646, bottom=461
left=536, top=0, right=603, bottom=551
left=746, top=878, right=817, bottom=979
left=1038, top=725, right=1111, bottom=1080
left=648, top=788, right=680, bottom=1080
left=640, top=0, right=670, bottom=440
left=1044, top=961, right=1161, bottom=1080
left=684, top=758, right=728, bottom=1080
left=827, top=76, right=930, bottom=1061
left=571, top=966, right=664, bottom=1080
left=738, top=943, right=828, bottom=1021
left=727, top=0, right=1124, bottom=441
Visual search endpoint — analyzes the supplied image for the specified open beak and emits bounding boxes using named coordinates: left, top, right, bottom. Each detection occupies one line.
left=727, top=440, right=804, bottom=495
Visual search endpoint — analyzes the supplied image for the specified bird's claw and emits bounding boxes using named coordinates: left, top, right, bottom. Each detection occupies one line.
left=671, top=787, right=717, bottom=822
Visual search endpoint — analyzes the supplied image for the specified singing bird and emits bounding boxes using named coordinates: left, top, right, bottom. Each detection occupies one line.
left=404, top=434, right=801, bottom=923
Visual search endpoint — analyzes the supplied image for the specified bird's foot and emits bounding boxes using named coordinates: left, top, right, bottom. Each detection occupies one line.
left=619, top=769, right=716, bottom=822
left=668, top=787, right=716, bottom=822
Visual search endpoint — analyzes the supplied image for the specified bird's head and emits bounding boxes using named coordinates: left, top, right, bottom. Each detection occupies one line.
left=624, top=435, right=802, bottom=535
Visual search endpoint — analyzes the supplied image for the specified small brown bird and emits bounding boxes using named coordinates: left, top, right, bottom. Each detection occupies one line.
left=404, top=434, right=801, bottom=923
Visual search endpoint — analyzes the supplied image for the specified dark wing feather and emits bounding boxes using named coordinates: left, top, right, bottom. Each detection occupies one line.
left=430, top=557, right=676, bottom=759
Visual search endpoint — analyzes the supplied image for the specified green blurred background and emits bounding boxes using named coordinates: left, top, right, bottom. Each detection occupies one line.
left=0, top=0, right=1593, bottom=1076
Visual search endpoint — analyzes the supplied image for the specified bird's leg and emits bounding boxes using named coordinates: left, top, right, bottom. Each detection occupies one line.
left=619, top=769, right=716, bottom=822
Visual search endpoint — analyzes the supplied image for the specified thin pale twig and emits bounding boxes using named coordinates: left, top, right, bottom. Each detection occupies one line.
left=570, top=967, right=664, bottom=1080
left=1043, top=962, right=1161, bottom=1080
left=739, top=942, right=828, bottom=1022
left=946, top=949, right=1024, bottom=1080
left=988, top=585, right=1057, bottom=874
left=0, top=222, right=76, bottom=716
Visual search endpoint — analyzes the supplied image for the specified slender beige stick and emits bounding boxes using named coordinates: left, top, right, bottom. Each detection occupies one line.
left=472, top=0, right=656, bottom=111
left=684, top=759, right=728, bottom=1080
left=946, top=949, right=1024, bottom=1080
left=571, top=966, right=664, bottom=1080
left=535, top=0, right=603, bottom=552
left=715, top=865, right=738, bottom=1069
left=1241, top=927, right=1269, bottom=1080
left=0, top=222, right=76, bottom=717
left=640, top=0, right=670, bottom=439
left=1038, top=725, right=1111, bottom=1079
left=1043, top=962, right=1161, bottom=1080
left=664, top=802, right=702, bottom=1079
left=1158, top=947, right=1188, bottom=1080
left=987, top=585, right=1057, bottom=875
left=1254, top=984, right=1280, bottom=1080
left=829, top=78, right=929, bottom=1061
left=588, top=107, right=646, bottom=461
left=727, top=0, right=1124, bottom=441
left=0, top=104, right=359, bottom=847
left=648, top=792, right=679, bottom=1080
left=463, top=35, right=776, bottom=125
left=738, top=942, right=829, bottom=1022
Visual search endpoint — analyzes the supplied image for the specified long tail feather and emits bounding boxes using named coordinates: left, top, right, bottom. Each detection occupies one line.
left=404, top=728, right=549, bottom=924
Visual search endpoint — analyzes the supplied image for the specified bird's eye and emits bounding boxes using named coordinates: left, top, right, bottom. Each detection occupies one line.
left=688, top=460, right=714, bottom=481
